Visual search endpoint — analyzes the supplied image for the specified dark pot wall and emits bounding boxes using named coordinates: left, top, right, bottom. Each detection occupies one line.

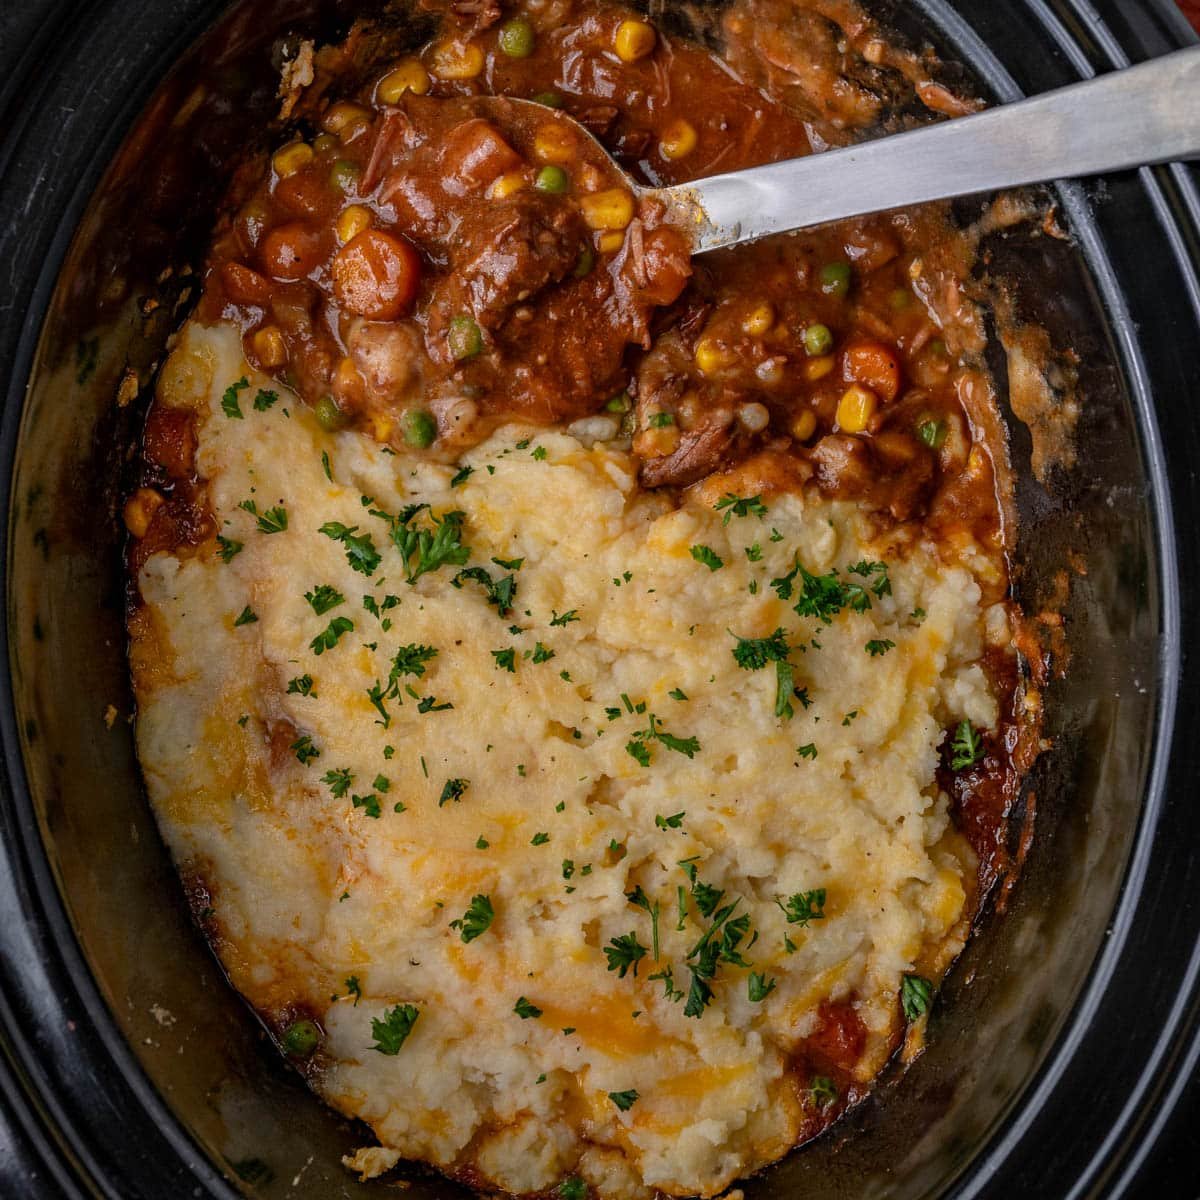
left=0, top=1, right=1197, bottom=1198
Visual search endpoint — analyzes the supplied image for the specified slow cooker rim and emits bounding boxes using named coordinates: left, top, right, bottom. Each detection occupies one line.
left=0, top=0, right=1197, bottom=1195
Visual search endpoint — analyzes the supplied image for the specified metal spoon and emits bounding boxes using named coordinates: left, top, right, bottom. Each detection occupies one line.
left=511, top=46, right=1200, bottom=253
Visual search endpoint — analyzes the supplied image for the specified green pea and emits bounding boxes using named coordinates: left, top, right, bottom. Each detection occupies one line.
left=916, top=418, right=947, bottom=449
left=605, top=390, right=631, bottom=413
left=282, top=1019, right=321, bottom=1057
left=803, top=323, right=833, bottom=357
left=573, top=246, right=595, bottom=279
left=448, top=314, right=483, bottom=362
left=402, top=409, right=437, bottom=448
left=534, top=165, right=569, bottom=194
left=818, top=261, right=852, bottom=298
left=330, top=159, right=360, bottom=193
left=314, top=394, right=350, bottom=431
left=532, top=91, right=563, bottom=108
left=498, top=17, right=536, bottom=58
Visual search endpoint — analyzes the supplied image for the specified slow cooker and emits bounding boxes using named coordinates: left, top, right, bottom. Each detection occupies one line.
left=1, top=0, right=1198, bottom=1196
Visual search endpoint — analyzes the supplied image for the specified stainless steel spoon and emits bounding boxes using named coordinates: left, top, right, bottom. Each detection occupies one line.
left=515, top=46, right=1200, bottom=253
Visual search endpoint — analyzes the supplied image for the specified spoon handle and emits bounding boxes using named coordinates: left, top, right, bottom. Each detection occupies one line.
left=668, top=46, right=1200, bottom=252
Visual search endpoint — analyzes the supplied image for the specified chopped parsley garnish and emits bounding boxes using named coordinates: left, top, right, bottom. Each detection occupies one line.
left=370, top=1003, right=419, bottom=1054
left=309, top=615, right=353, bottom=655
left=625, top=713, right=700, bottom=766
left=221, top=377, right=249, bottom=418
left=321, top=767, right=353, bottom=798
left=393, top=643, right=438, bottom=677
left=730, top=627, right=790, bottom=670
left=809, top=1076, right=838, bottom=1108
left=216, top=535, right=243, bottom=563
left=371, top=504, right=471, bottom=585
left=492, top=555, right=524, bottom=571
left=626, top=885, right=661, bottom=959
left=239, top=499, right=288, bottom=534
left=865, top=638, right=896, bottom=657
left=305, top=584, right=345, bottom=615
left=252, top=388, right=279, bottom=412
left=287, top=674, right=315, bottom=697
left=372, top=774, right=389, bottom=793
left=531, top=445, right=548, bottom=461
left=362, top=593, right=400, bottom=623
left=949, top=720, right=984, bottom=769
left=604, top=932, right=648, bottom=978
left=625, top=739, right=651, bottom=767
left=608, top=1089, right=639, bottom=1111
left=514, top=996, right=542, bottom=1019
left=453, top=566, right=517, bottom=616
left=450, top=893, right=494, bottom=943
left=320, top=451, right=333, bottom=482
left=550, top=609, right=580, bottom=627
left=901, top=973, right=934, bottom=1020
left=530, top=642, right=555, bottom=663
left=290, top=735, right=319, bottom=766
left=558, top=1177, right=587, bottom=1200
left=352, top=793, right=381, bottom=819
left=476, top=835, right=490, bottom=849
left=319, top=522, right=381, bottom=576
left=669, top=687, right=688, bottom=701
left=774, top=660, right=799, bottom=719
left=449, top=464, right=474, bottom=488
left=655, top=812, right=686, bottom=830
left=714, top=493, right=768, bottom=523
left=748, top=972, right=776, bottom=1002
left=647, top=411, right=674, bottom=427
left=492, top=648, right=516, bottom=672
left=848, top=558, right=892, bottom=598
left=777, top=888, right=826, bottom=927
left=439, top=778, right=469, bottom=807
left=797, top=743, right=818, bottom=760
left=689, top=544, right=724, bottom=571
left=233, top=605, right=257, bottom=627
left=343, top=975, right=362, bottom=1006
left=649, top=966, right=685, bottom=1002
left=531, top=831, right=550, bottom=845
left=745, top=543, right=763, bottom=562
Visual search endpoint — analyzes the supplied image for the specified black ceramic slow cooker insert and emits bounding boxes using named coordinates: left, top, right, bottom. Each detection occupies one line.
left=0, top=0, right=1198, bottom=1196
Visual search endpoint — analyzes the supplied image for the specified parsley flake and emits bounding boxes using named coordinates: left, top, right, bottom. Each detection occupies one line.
left=450, top=893, right=494, bottom=942
left=221, top=377, right=249, bottom=418
left=514, top=996, right=542, bottom=1019
left=690, top=544, right=724, bottom=571
left=370, top=1003, right=419, bottom=1054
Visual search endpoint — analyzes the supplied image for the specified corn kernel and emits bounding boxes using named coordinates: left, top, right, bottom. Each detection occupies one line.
left=533, top=121, right=576, bottom=163
left=837, top=384, right=878, bottom=433
left=614, top=18, right=656, bottom=62
left=742, top=302, right=774, bottom=336
left=598, top=230, right=625, bottom=254
left=123, top=488, right=164, bottom=539
left=322, top=102, right=372, bottom=137
left=334, top=355, right=362, bottom=396
left=272, top=141, right=313, bottom=178
left=579, top=188, right=635, bottom=231
left=429, top=40, right=485, bottom=80
left=312, top=133, right=337, bottom=154
left=252, top=325, right=287, bottom=368
left=489, top=170, right=527, bottom=200
left=694, top=336, right=735, bottom=376
left=659, top=117, right=698, bottom=161
left=377, top=60, right=431, bottom=102
left=804, top=355, right=835, bottom=381
left=336, top=204, right=373, bottom=244
left=791, top=410, right=817, bottom=441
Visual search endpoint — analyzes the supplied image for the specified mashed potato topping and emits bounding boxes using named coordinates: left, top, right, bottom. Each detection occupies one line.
left=131, top=322, right=998, bottom=1198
